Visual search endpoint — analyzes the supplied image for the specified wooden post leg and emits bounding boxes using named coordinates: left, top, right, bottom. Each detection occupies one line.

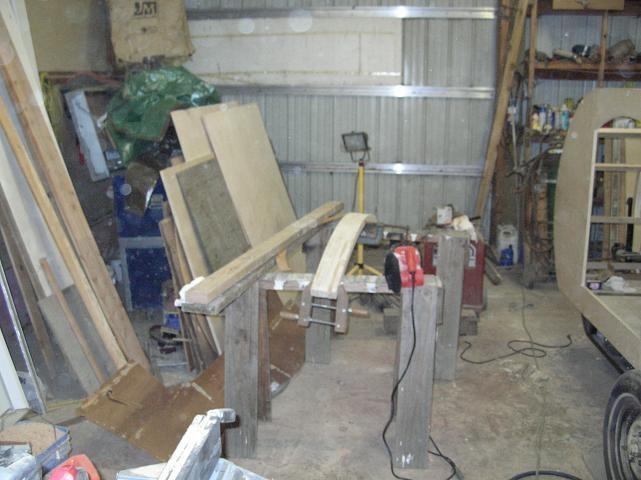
left=257, top=288, right=271, bottom=421
left=303, top=228, right=332, bottom=364
left=224, top=282, right=259, bottom=458
left=393, top=278, right=442, bottom=470
left=434, top=234, right=468, bottom=381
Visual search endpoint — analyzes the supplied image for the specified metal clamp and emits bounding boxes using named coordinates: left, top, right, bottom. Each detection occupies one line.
left=280, top=285, right=369, bottom=333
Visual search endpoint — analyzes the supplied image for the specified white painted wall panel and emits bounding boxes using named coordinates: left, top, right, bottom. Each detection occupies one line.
left=186, top=17, right=402, bottom=85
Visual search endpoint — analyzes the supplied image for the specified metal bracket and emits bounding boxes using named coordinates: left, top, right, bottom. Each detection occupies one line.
left=292, top=284, right=365, bottom=333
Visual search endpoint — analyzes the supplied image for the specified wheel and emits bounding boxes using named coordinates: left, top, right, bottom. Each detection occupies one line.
left=605, top=370, right=641, bottom=479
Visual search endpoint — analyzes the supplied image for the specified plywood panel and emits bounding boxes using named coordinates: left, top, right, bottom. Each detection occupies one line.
left=177, top=159, right=249, bottom=272
left=202, top=104, right=297, bottom=244
left=170, top=102, right=238, bottom=163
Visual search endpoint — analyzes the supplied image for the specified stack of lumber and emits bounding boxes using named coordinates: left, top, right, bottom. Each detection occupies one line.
left=0, top=3, right=148, bottom=396
left=161, top=101, right=306, bottom=368
left=76, top=102, right=313, bottom=458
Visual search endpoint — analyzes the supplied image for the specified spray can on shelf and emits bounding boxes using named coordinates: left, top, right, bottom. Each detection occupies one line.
left=561, top=104, right=570, bottom=130
left=538, top=105, right=547, bottom=129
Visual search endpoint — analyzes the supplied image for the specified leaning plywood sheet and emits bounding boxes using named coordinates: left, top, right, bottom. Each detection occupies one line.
left=171, top=103, right=238, bottom=163
left=162, top=157, right=249, bottom=277
left=555, top=88, right=641, bottom=369
left=310, top=213, right=376, bottom=299
left=161, top=157, right=249, bottom=354
left=39, top=286, right=112, bottom=393
left=201, top=103, right=305, bottom=272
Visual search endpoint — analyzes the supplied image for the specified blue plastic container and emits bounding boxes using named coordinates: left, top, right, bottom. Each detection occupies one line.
left=36, top=425, right=70, bottom=473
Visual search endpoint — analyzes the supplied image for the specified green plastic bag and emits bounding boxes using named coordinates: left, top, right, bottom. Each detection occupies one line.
left=106, top=67, right=220, bottom=165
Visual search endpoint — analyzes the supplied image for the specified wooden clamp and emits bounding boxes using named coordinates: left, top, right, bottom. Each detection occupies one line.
left=280, top=284, right=369, bottom=333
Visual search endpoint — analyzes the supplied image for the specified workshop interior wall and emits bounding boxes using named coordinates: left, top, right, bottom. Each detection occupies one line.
left=186, top=0, right=498, bottom=230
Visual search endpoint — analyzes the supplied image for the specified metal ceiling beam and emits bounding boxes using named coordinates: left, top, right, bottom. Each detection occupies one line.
left=217, top=85, right=494, bottom=100
left=187, top=6, right=497, bottom=21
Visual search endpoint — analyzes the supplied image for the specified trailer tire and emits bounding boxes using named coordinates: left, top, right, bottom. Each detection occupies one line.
left=604, top=370, right=641, bottom=479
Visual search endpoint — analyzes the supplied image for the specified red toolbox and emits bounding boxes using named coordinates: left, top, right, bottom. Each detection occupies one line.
left=422, top=235, right=486, bottom=312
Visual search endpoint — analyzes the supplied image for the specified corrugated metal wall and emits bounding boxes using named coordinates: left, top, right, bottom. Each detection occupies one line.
left=185, top=2, right=498, bottom=229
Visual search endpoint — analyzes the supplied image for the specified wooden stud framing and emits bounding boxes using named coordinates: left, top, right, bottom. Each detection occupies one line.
left=555, top=88, right=641, bottom=369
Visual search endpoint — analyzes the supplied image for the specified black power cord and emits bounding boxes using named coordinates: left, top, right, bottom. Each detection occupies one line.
left=459, top=335, right=573, bottom=365
left=382, top=273, right=459, bottom=480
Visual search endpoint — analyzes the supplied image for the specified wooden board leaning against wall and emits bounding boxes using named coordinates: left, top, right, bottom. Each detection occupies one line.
left=165, top=102, right=308, bottom=355
left=0, top=6, right=149, bottom=382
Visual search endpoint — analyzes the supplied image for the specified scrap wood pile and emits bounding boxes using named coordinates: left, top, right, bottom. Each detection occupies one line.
left=79, top=101, right=310, bottom=459
left=0, top=8, right=307, bottom=459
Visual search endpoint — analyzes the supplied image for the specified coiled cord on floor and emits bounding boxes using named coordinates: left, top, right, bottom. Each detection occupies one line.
left=459, top=335, right=573, bottom=365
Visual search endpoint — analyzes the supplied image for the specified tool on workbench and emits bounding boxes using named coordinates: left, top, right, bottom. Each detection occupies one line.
left=280, top=284, right=369, bottom=333
left=383, top=245, right=425, bottom=293
left=341, top=131, right=382, bottom=276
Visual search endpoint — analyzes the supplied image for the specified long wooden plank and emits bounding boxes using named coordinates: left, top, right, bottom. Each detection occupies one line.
left=171, top=102, right=238, bottom=163
left=0, top=16, right=149, bottom=370
left=0, top=186, right=54, bottom=369
left=595, top=164, right=641, bottom=172
left=591, top=216, right=641, bottom=225
left=598, top=128, right=641, bottom=139
left=433, top=234, right=467, bottom=381
left=201, top=103, right=305, bottom=272
left=183, top=201, right=343, bottom=308
left=0, top=93, right=127, bottom=371
left=310, top=213, right=375, bottom=300
left=393, top=278, right=442, bottom=469
left=474, top=0, right=528, bottom=218
left=224, top=283, right=259, bottom=458
left=160, top=218, right=206, bottom=371
left=161, top=157, right=211, bottom=278
left=40, top=258, right=106, bottom=384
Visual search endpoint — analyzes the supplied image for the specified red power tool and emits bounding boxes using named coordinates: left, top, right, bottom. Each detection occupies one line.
left=384, top=245, right=425, bottom=293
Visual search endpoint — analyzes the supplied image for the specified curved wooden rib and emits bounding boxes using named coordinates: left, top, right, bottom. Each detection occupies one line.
left=310, top=213, right=376, bottom=300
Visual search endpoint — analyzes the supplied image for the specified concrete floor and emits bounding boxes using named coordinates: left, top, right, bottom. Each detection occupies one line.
left=52, top=271, right=619, bottom=479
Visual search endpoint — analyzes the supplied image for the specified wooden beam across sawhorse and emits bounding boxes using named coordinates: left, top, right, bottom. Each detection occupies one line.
left=261, top=272, right=443, bottom=470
